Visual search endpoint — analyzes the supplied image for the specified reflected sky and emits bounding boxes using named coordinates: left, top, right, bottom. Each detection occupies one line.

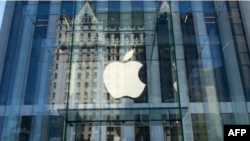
left=0, top=1, right=6, bottom=30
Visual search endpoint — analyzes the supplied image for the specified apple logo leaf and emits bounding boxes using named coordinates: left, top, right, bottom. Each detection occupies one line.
left=123, top=50, right=134, bottom=61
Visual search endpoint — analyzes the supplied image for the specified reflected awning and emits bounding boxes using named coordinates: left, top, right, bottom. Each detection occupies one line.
left=58, top=107, right=188, bottom=126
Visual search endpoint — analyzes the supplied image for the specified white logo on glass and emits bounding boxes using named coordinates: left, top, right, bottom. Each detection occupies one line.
left=103, top=50, right=146, bottom=99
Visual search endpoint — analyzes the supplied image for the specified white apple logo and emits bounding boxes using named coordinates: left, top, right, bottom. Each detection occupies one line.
left=103, top=50, right=146, bottom=99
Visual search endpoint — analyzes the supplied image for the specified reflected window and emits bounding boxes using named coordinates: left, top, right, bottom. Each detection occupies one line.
left=107, top=135, right=114, bottom=141
left=94, top=73, right=97, bottom=79
left=86, top=64, right=90, bottom=69
left=107, top=93, right=110, bottom=100
left=84, top=92, right=88, bottom=99
left=88, top=134, right=91, bottom=140
left=107, top=127, right=114, bottom=131
left=66, top=82, right=69, bottom=89
left=85, top=82, right=89, bottom=88
left=78, top=63, right=81, bottom=70
left=94, top=64, right=98, bottom=69
left=75, top=93, right=79, bottom=100
left=75, top=103, right=79, bottom=108
left=53, top=92, right=56, bottom=99
left=77, top=73, right=81, bottom=79
left=93, top=92, right=96, bottom=98
left=103, top=93, right=106, bottom=99
left=77, top=83, right=80, bottom=89
left=86, top=72, right=89, bottom=79
left=87, top=54, right=90, bottom=59
left=55, top=73, right=57, bottom=79
left=94, top=82, right=97, bottom=88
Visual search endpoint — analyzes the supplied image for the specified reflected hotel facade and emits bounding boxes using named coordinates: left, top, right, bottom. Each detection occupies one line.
left=0, top=1, right=250, bottom=141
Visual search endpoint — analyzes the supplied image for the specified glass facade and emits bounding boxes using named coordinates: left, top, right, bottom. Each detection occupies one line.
left=0, top=1, right=249, bottom=141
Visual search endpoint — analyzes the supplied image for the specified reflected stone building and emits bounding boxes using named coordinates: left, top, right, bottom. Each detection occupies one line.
left=0, top=1, right=250, bottom=141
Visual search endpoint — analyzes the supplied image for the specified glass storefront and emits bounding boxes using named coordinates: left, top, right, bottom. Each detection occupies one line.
left=0, top=1, right=249, bottom=141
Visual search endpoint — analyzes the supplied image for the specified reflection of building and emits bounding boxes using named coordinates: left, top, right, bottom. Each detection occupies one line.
left=1, top=1, right=250, bottom=141
left=50, top=2, right=148, bottom=111
left=49, top=2, right=148, bottom=140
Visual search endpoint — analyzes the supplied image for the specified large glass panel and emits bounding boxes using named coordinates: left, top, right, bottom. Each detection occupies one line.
left=60, top=1, right=184, bottom=140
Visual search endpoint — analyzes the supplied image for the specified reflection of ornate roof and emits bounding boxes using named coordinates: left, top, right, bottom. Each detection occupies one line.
left=159, top=1, right=170, bottom=13
left=59, top=12, right=67, bottom=20
left=75, top=1, right=99, bottom=23
left=55, top=1, right=149, bottom=48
